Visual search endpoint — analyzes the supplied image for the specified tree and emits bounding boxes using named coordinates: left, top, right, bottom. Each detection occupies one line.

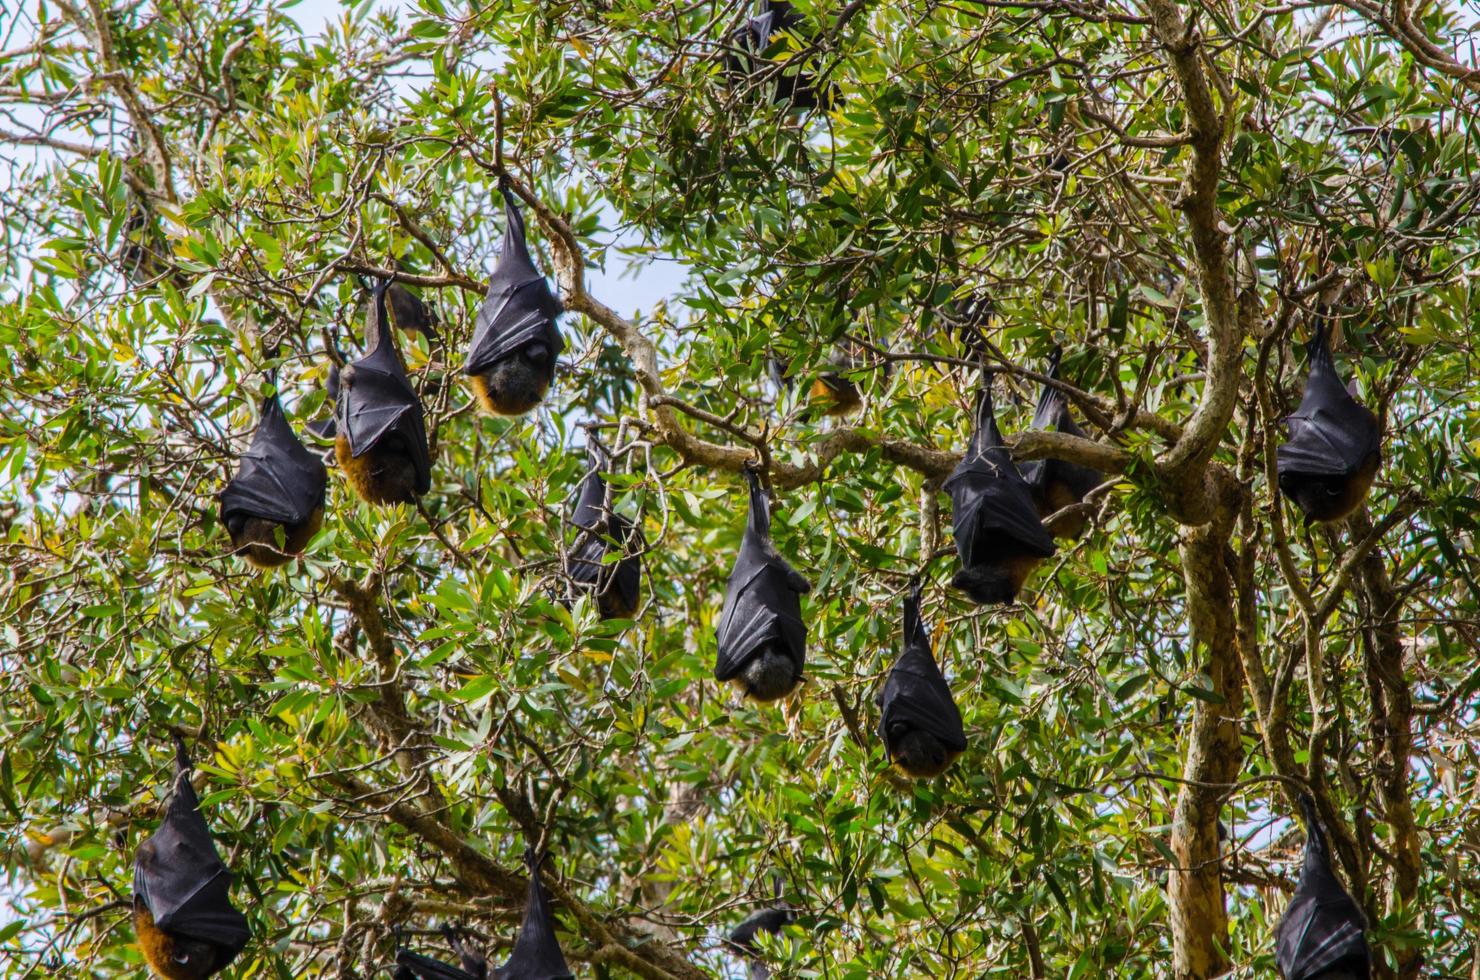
left=1, top=0, right=1477, bottom=976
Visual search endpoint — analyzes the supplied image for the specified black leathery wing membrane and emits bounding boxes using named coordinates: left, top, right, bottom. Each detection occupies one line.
left=337, top=280, right=433, bottom=496
left=492, top=849, right=573, bottom=980
left=726, top=905, right=796, bottom=980
left=462, top=184, right=564, bottom=414
left=1021, top=349, right=1103, bottom=537
left=394, top=924, right=487, bottom=980
left=943, top=377, right=1056, bottom=604
left=878, top=580, right=966, bottom=778
left=219, top=392, right=328, bottom=531
left=714, top=467, right=813, bottom=700
left=1276, top=320, right=1381, bottom=524
left=394, top=951, right=479, bottom=980
left=133, top=738, right=250, bottom=968
left=567, top=443, right=644, bottom=621
left=1275, top=795, right=1372, bottom=980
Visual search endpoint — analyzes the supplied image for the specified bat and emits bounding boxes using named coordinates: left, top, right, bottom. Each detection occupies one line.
left=463, top=184, right=564, bottom=416
left=715, top=465, right=813, bottom=701
left=1276, top=319, right=1380, bottom=524
left=219, top=390, right=328, bottom=568
left=491, top=849, right=574, bottom=980
left=877, top=580, right=966, bottom=778
left=1020, top=349, right=1103, bottom=539
left=768, top=353, right=861, bottom=418
left=770, top=338, right=885, bottom=419
left=395, top=924, right=488, bottom=980
left=726, top=905, right=795, bottom=980
left=1275, top=795, right=1371, bottom=980
left=366, top=280, right=439, bottom=342
left=944, top=375, right=1056, bottom=604
left=132, top=737, right=250, bottom=980
left=335, top=278, right=433, bottom=505
left=567, top=443, right=644, bottom=621
left=723, top=0, right=828, bottom=110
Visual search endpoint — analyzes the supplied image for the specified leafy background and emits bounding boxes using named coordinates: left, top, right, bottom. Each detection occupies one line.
left=1, top=0, right=1478, bottom=977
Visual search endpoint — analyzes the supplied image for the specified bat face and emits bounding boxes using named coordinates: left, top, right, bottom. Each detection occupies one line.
left=1275, top=796, right=1372, bottom=980
left=219, top=394, right=329, bottom=565
left=715, top=469, right=812, bottom=701
left=463, top=187, right=563, bottom=416
left=879, top=582, right=966, bottom=778
left=335, top=282, right=433, bottom=504
left=1276, top=324, right=1382, bottom=524
left=469, top=345, right=555, bottom=417
left=491, top=850, right=574, bottom=980
left=227, top=506, right=325, bottom=568
left=132, top=741, right=249, bottom=979
left=944, top=383, right=1055, bottom=605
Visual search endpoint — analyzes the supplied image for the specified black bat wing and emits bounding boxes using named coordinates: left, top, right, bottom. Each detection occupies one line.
left=395, top=950, right=477, bottom=980
left=604, top=513, right=644, bottom=611
left=715, top=533, right=809, bottom=680
left=464, top=187, right=563, bottom=376
left=726, top=907, right=793, bottom=953
left=1276, top=797, right=1371, bottom=980
left=880, top=648, right=967, bottom=753
left=220, top=394, right=328, bottom=526
left=945, top=462, right=1057, bottom=563
left=339, top=334, right=432, bottom=494
left=1277, top=401, right=1380, bottom=478
left=568, top=450, right=644, bottom=602
left=1277, top=325, right=1380, bottom=478
left=133, top=764, right=250, bottom=958
left=945, top=380, right=1056, bottom=560
left=716, top=471, right=810, bottom=679
left=493, top=851, right=574, bottom=980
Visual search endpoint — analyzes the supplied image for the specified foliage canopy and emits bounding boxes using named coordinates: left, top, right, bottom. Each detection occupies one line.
left=1, top=0, right=1478, bottom=977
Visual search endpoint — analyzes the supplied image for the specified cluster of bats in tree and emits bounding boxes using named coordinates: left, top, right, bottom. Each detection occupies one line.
left=199, top=6, right=1384, bottom=969
left=130, top=739, right=1373, bottom=978
left=132, top=738, right=574, bottom=979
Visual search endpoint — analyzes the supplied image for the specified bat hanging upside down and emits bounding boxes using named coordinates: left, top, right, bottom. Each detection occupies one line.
left=714, top=465, right=813, bottom=701
left=1020, top=349, right=1104, bottom=540
left=1275, top=795, right=1372, bottom=980
left=565, top=442, right=644, bottom=621
left=878, top=579, right=967, bottom=779
left=463, top=183, right=564, bottom=416
left=219, top=389, right=327, bottom=568
left=133, top=737, right=250, bottom=979
left=334, top=278, right=433, bottom=505
left=1276, top=320, right=1381, bottom=525
left=945, top=374, right=1056, bottom=605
